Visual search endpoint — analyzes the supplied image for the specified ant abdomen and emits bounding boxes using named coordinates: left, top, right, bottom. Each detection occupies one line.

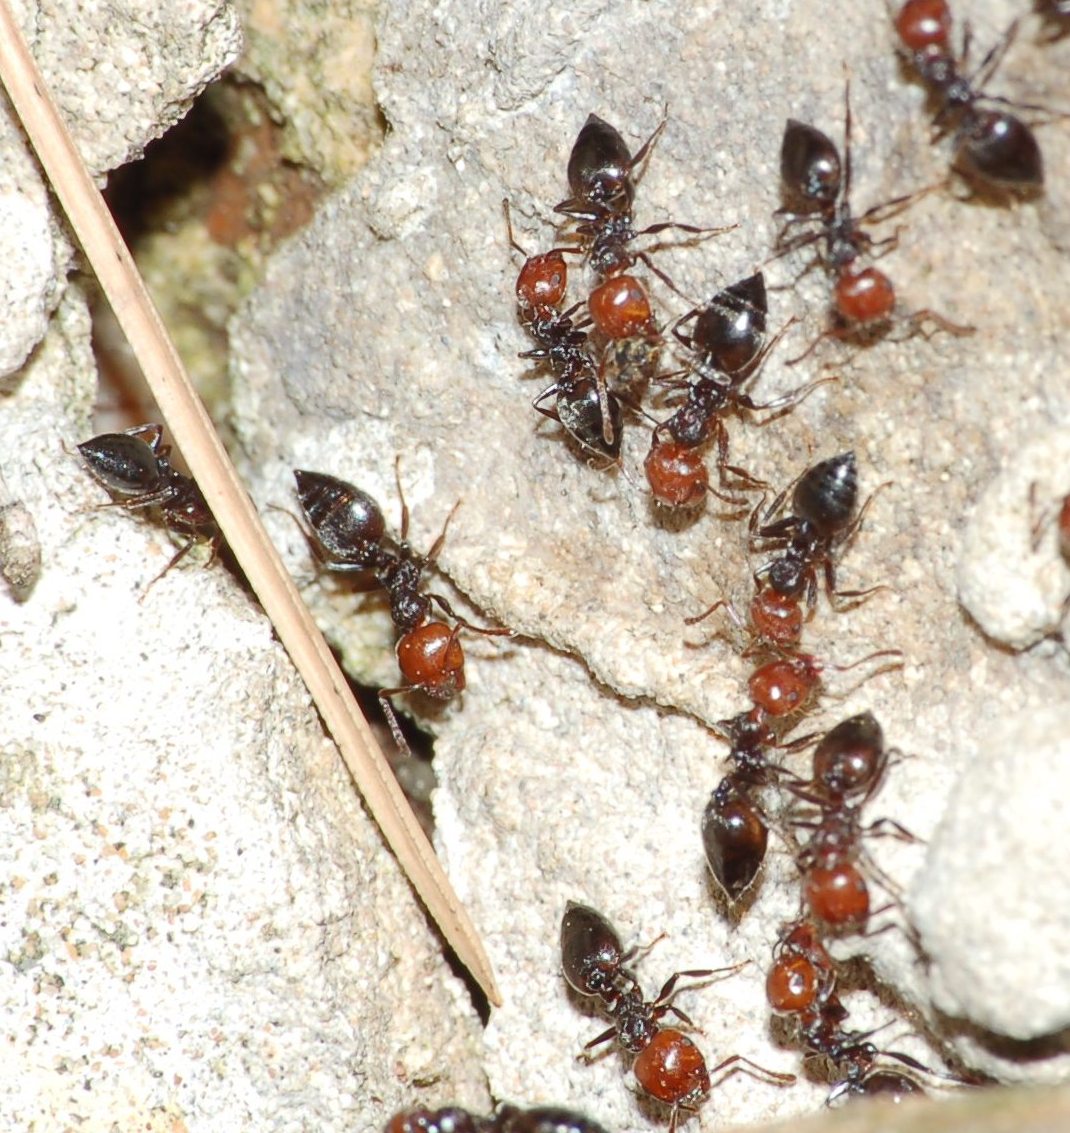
left=294, top=469, right=387, bottom=571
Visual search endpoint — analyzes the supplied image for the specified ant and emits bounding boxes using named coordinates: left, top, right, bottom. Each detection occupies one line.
left=776, top=85, right=973, bottom=357
left=766, top=921, right=951, bottom=1104
left=560, top=901, right=648, bottom=1009
left=560, top=904, right=790, bottom=1131
left=746, top=648, right=903, bottom=723
left=78, top=424, right=219, bottom=589
left=555, top=112, right=728, bottom=284
left=789, top=721, right=916, bottom=935
left=386, top=1105, right=610, bottom=1133
left=700, top=710, right=815, bottom=903
left=765, top=919, right=837, bottom=1020
left=749, top=452, right=887, bottom=619
left=505, top=202, right=624, bottom=461
left=644, top=273, right=830, bottom=509
left=294, top=468, right=509, bottom=755
left=894, top=1, right=1046, bottom=190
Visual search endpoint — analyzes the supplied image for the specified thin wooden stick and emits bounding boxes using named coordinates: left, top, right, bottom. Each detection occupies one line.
left=0, top=2, right=500, bottom=1006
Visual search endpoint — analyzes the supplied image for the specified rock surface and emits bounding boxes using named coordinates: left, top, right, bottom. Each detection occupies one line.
left=229, top=0, right=1070, bottom=1124
left=0, top=2, right=486, bottom=1130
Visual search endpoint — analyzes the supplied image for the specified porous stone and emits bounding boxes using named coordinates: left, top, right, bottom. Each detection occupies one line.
left=0, top=3, right=486, bottom=1129
left=0, top=0, right=243, bottom=381
left=956, top=429, right=1070, bottom=648
left=910, top=704, right=1070, bottom=1046
left=229, top=0, right=1070, bottom=1116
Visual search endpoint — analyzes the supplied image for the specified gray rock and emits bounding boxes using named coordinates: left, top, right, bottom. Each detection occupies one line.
left=230, top=0, right=1070, bottom=1118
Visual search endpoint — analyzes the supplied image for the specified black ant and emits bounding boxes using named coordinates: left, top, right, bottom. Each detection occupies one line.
left=776, top=84, right=972, bottom=357
left=894, top=1, right=1046, bottom=191
left=749, top=452, right=885, bottom=618
left=78, top=424, right=219, bottom=588
left=293, top=468, right=509, bottom=754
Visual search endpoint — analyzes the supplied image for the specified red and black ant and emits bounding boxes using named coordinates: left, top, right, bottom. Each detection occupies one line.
left=386, top=1104, right=610, bottom=1133
left=894, top=0, right=1046, bottom=191
left=700, top=710, right=816, bottom=903
left=775, top=86, right=973, bottom=356
left=294, top=468, right=509, bottom=754
left=505, top=204, right=624, bottom=462
left=748, top=452, right=886, bottom=619
left=644, top=273, right=829, bottom=510
left=78, top=424, right=219, bottom=588
left=765, top=918, right=956, bottom=1103
left=560, top=903, right=791, bottom=1131
left=788, top=717, right=916, bottom=935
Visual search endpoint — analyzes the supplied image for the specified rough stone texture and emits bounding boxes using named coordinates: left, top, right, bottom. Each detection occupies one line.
left=911, top=703, right=1070, bottom=1048
left=229, top=0, right=1070, bottom=1123
left=235, top=0, right=381, bottom=184
left=956, top=428, right=1070, bottom=648
left=0, top=3, right=487, bottom=1130
left=0, top=0, right=243, bottom=382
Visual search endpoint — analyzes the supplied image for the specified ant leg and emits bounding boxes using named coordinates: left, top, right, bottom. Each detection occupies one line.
left=653, top=962, right=748, bottom=1009
left=837, top=480, right=893, bottom=550
left=684, top=597, right=745, bottom=632
left=969, top=19, right=1018, bottom=91
left=139, top=535, right=199, bottom=600
left=532, top=383, right=563, bottom=423
left=707, top=1053, right=796, bottom=1085
left=378, top=687, right=415, bottom=757
left=822, top=551, right=893, bottom=613
left=864, top=816, right=921, bottom=844
left=595, top=354, right=618, bottom=449
left=857, top=179, right=948, bottom=228
left=629, top=115, right=668, bottom=182
left=122, top=423, right=166, bottom=452
left=739, top=375, right=837, bottom=422
left=784, top=326, right=839, bottom=368
left=426, top=593, right=513, bottom=637
left=426, top=501, right=461, bottom=564
left=895, top=307, right=976, bottom=342
left=393, top=456, right=411, bottom=541
left=579, top=1025, right=619, bottom=1061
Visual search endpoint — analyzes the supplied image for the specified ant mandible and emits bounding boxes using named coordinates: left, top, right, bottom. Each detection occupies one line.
left=78, top=424, right=219, bottom=589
